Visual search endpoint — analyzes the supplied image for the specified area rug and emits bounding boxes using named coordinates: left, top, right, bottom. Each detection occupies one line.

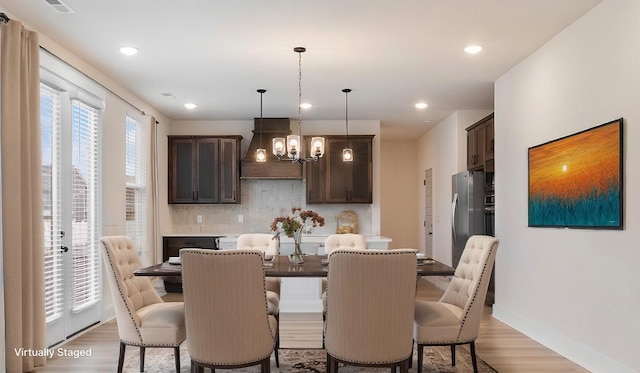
left=123, top=345, right=497, bottom=372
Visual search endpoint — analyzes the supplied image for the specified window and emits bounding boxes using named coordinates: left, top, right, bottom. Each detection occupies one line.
left=41, top=83, right=63, bottom=322
left=70, top=99, right=100, bottom=311
left=125, top=115, right=147, bottom=253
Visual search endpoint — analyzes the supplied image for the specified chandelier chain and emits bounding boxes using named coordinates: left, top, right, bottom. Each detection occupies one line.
left=298, top=50, right=303, bottom=137
left=345, top=90, right=349, bottom=144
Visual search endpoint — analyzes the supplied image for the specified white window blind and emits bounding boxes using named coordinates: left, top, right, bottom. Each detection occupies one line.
left=41, top=83, right=64, bottom=322
left=70, top=99, right=100, bottom=312
left=125, top=116, right=147, bottom=253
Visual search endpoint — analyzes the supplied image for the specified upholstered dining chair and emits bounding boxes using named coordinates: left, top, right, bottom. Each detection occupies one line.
left=413, top=235, right=499, bottom=373
left=180, top=249, right=278, bottom=373
left=323, top=233, right=367, bottom=255
left=100, top=236, right=186, bottom=373
left=321, top=233, right=369, bottom=347
left=324, top=249, right=417, bottom=373
left=236, top=233, right=281, bottom=366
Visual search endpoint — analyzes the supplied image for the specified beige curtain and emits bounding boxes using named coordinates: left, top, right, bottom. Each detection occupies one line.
left=149, top=115, right=160, bottom=264
left=1, top=20, right=46, bottom=372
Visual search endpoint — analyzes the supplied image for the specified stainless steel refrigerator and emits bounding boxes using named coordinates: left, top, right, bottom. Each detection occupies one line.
left=451, top=171, right=485, bottom=268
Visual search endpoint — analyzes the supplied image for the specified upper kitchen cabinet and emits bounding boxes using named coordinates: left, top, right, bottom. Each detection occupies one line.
left=168, top=136, right=242, bottom=204
left=306, top=135, right=374, bottom=204
left=466, top=113, right=494, bottom=171
left=484, top=115, right=495, bottom=161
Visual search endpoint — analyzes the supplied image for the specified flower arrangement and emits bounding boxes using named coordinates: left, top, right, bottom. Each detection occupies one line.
left=271, top=208, right=325, bottom=263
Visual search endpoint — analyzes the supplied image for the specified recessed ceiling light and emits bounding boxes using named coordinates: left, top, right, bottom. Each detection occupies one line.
left=300, top=103, right=312, bottom=109
left=464, top=45, right=482, bottom=54
left=119, top=46, right=139, bottom=56
left=184, top=103, right=197, bottom=109
left=415, top=102, right=428, bottom=109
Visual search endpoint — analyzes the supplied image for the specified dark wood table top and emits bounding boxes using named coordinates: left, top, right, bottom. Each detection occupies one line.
left=134, top=254, right=455, bottom=278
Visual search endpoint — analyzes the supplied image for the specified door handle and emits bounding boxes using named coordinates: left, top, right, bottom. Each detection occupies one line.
left=60, top=246, right=69, bottom=253
left=451, top=193, right=459, bottom=243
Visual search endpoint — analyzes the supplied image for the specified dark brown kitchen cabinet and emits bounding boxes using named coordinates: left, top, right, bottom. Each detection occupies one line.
left=305, top=135, right=374, bottom=204
left=484, top=115, right=494, bottom=161
left=466, top=113, right=493, bottom=171
left=168, top=136, right=241, bottom=204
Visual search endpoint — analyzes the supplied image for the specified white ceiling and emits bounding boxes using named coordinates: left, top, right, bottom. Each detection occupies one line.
left=0, top=0, right=601, bottom=140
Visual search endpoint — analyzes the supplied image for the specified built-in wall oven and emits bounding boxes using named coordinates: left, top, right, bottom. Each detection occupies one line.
left=484, top=172, right=495, bottom=236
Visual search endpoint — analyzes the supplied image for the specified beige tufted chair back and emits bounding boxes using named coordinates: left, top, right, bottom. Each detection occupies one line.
left=324, top=234, right=367, bottom=255
left=101, top=236, right=163, bottom=344
left=440, top=235, right=498, bottom=342
left=236, top=233, right=280, bottom=257
left=181, top=249, right=277, bottom=371
left=413, top=235, right=498, bottom=373
left=324, top=249, right=417, bottom=371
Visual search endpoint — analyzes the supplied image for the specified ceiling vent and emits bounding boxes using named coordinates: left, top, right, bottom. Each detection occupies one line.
left=42, top=0, right=75, bottom=13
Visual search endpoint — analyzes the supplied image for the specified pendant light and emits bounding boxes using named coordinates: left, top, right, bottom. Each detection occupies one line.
left=273, top=47, right=324, bottom=163
left=256, top=89, right=267, bottom=162
left=342, top=88, right=354, bottom=162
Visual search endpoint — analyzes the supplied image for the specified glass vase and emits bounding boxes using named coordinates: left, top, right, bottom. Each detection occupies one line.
left=289, top=229, right=305, bottom=264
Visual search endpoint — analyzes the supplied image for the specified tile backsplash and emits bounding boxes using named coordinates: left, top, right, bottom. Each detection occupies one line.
left=169, top=179, right=372, bottom=235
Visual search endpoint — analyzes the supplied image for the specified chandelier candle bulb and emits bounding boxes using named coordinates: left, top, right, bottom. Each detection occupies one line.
left=273, top=138, right=286, bottom=156
left=311, top=137, right=325, bottom=158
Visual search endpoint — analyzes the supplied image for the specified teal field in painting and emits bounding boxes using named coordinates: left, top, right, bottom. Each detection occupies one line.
left=528, top=185, right=620, bottom=227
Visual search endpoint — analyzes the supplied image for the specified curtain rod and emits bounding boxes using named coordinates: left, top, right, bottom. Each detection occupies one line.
left=1, top=11, right=158, bottom=123
left=40, top=47, right=157, bottom=121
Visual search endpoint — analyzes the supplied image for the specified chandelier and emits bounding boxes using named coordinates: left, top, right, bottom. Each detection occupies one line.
left=272, top=47, right=325, bottom=163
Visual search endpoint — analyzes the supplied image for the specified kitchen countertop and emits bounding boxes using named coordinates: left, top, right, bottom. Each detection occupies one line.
left=162, top=233, right=229, bottom=237
left=217, top=235, right=392, bottom=244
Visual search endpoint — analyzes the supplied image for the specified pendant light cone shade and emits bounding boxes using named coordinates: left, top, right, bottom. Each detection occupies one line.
left=256, top=89, right=267, bottom=162
left=342, top=88, right=354, bottom=162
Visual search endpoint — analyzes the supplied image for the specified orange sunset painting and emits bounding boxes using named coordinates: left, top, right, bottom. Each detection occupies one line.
left=528, top=119, right=622, bottom=228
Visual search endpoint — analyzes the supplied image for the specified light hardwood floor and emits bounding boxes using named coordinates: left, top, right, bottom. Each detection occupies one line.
left=33, top=278, right=590, bottom=372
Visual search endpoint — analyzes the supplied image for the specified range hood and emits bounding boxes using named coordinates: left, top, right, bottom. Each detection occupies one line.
left=241, top=118, right=303, bottom=179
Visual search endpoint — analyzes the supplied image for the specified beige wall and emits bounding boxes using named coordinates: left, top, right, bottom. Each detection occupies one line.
left=493, top=1, right=638, bottom=371
left=416, top=110, right=492, bottom=266
left=380, top=140, right=419, bottom=249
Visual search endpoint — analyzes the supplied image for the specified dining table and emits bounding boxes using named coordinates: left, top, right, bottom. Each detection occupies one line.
left=134, top=254, right=455, bottom=278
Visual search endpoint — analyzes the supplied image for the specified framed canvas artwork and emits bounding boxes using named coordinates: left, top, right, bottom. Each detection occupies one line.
left=528, top=118, right=623, bottom=229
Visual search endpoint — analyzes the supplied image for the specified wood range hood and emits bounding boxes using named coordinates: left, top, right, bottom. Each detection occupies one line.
left=241, top=117, right=303, bottom=179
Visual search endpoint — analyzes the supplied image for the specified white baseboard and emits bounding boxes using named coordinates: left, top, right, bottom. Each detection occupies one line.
left=493, top=305, right=635, bottom=373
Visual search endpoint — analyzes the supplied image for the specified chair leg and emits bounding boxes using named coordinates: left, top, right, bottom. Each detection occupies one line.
left=326, top=353, right=331, bottom=373
left=450, top=344, right=456, bottom=366
left=174, top=346, right=180, bottom=372
left=262, top=356, right=271, bottom=373
left=399, top=358, right=410, bottom=373
left=117, top=342, right=126, bottom=373
left=469, top=341, right=479, bottom=373
left=274, top=313, right=280, bottom=367
left=409, top=340, right=414, bottom=369
left=140, top=346, right=146, bottom=372
left=417, top=344, right=424, bottom=373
